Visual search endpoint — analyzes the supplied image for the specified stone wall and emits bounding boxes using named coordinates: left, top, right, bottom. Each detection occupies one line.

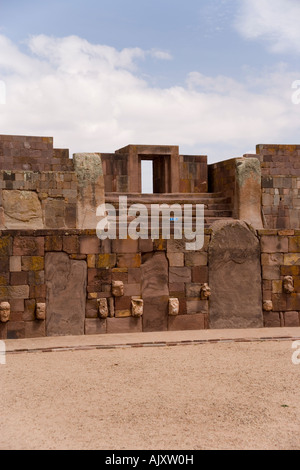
left=257, top=145, right=300, bottom=229
left=1, top=226, right=299, bottom=340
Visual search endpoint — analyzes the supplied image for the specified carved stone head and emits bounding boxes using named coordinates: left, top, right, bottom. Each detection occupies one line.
left=131, top=298, right=144, bottom=318
left=200, top=283, right=211, bottom=300
left=263, top=300, right=273, bottom=312
left=168, top=298, right=180, bottom=316
left=36, top=303, right=46, bottom=320
left=97, top=298, right=109, bottom=319
left=0, top=302, right=10, bottom=323
left=283, top=276, right=294, bottom=294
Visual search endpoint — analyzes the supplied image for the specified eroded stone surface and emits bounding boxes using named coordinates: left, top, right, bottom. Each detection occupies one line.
left=263, top=300, right=273, bottom=312
left=2, top=190, right=43, bottom=229
left=112, top=280, right=124, bottom=297
left=45, top=252, right=87, bottom=336
left=209, top=220, right=263, bottom=328
left=200, top=283, right=211, bottom=300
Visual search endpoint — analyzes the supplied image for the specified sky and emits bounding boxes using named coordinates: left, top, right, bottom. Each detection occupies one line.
left=0, top=0, right=300, bottom=163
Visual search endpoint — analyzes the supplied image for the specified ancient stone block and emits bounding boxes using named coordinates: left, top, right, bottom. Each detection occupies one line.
left=168, top=298, right=179, bottom=316
left=0, top=236, right=12, bottom=257
left=106, top=317, right=142, bottom=334
left=24, top=299, right=36, bottom=321
left=10, top=272, right=27, bottom=286
left=85, top=318, right=106, bottom=335
left=1, top=190, right=43, bottom=229
left=209, top=220, right=263, bottom=328
left=45, top=252, right=87, bottom=336
left=9, top=256, right=21, bottom=272
left=115, top=309, right=131, bottom=318
left=45, top=235, right=63, bottom=252
left=131, top=298, right=144, bottom=318
left=167, top=252, right=184, bottom=267
left=168, top=313, right=206, bottom=331
left=284, top=311, right=300, bottom=327
left=79, top=236, right=100, bottom=254
left=13, top=236, right=44, bottom=256
left=96, top=254, right=116, bottom=269
left=21, top=256, right=44, bottom=272
left=117, top=254, right=141, bottom=269
left=185, top=252, right=208, bottom=267
left=141, top=252, right=169, bottom=332
left=263, top=312, right=281, bottom=327
left=169, top=267, right=191, bottom=284
left=25, top=321, right=46, bottom=338
left=260, top=236, right=288, bottom=253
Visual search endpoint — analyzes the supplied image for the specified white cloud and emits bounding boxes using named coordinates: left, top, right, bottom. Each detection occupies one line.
left=0, top=33, right=299, bottom=163
left=235, top=0, right=300, bottom=54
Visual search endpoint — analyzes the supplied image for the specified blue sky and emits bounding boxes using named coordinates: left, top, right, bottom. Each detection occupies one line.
left=0, top=0, right=300, bottom=163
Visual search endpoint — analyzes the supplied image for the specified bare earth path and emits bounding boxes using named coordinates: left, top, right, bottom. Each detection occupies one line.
left=1, top=334, right=300, bottom=450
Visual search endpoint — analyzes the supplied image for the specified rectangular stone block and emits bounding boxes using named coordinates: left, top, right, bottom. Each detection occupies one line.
left=283, top=253, right=300, bottom=266
left=7, top=321, right=25, bottom=339
left=0, top=285, right=29, bottom=299
left=24, top=321, right=46, bottom=338
left=106, top=317, right=142, bottom=334
left=139, top=239, right=153, bottom=253
left=85, top=318, right=107, bottom=335
left=0, top=235, right=12, bottom=257
left=185, top=283, right=202, bottom=298
left=185, top=252, right=208, bottom=267
left=124, top=283, right=141, bottom=296
left=169, top=267, right=191, bottom=284
left=286, top=293, right=300, bottom=311
left=10, top=271, right=28, bottom=286
left=115, top=296, right=131, bottom=311
left=21, top=256, right=44, bottom=272
left=272, top=293, right=287, bottom=311
left=117, top=254, right=141, bottom=268
left=289, top=236, right=300, bottom=253
left=128, top=268, right=141, bottom=283
left=262, top=265, right=281, bottom=280
left=191, top=266, right=208, bottom=284
left=0, top=257, right=9, bottom=272
left=13, top=236, right=44, bottom=256
left=115, top=309, right=131, bottom=318
left=45, top=235, right=63, bottom=252
left=23, top=299, right=36, bottom=321
left=79, top=236, right=100, bottom=254
left=168, top=313, right=206, bottom=331
left=10, top=298, right=25, bottom=312
left=9, top=255, right=21, bottom=272
left=261, top=253, right=284, bottom=266
left=96, top=254, right=116, bottom=269
left=260, top=236, right=288, bottom=253
left=62, top=235, right=79, bottom=254
left=112, top=238, right=139, bottom=253
left=284, top=311, right=300, bottom=327
left=263, top=312, right=281, bottom=327
left=186, top=299, right=208, bottom=314
left=167, top=252, right=184, bottom=267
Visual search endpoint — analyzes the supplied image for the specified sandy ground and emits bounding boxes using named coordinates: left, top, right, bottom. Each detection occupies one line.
left=0, top=339, right=299, bottom=450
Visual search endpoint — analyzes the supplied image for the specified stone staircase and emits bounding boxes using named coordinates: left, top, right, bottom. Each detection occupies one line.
left=105, top=192, right=234, bottom=229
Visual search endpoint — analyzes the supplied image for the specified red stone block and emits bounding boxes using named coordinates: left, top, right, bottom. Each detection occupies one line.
left=79, top=236, right=100, bottom=254
left=112, top=238, right=139, bottom=254
left=191, top=266, right=208, bottom=283
left=260, top=235, right=288, bottom=253
left=168, top=313, right=206, bottom=331
left=63, top=235, right=79, bottom=254
left=115, top=296, right=131, bottom=310
left=10, top=271, right=28, bottom=286
left=45, top=235, right=63, bottom=252
left=107, top=317, right=142, bottom=334
left=13, top=236, right=44, bottom=256
left=263, top=312, right=281, bottom=327
left=284, top=311, right=300, bottom=327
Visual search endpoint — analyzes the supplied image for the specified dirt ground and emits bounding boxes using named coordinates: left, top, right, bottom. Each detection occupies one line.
left=0, top=340, right=299, bottom=450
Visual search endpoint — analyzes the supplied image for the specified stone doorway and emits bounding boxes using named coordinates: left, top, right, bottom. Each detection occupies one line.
left=139, top=155, right=171, bottom=194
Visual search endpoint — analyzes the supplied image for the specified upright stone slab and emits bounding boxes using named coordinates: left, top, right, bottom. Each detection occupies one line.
left=141, top=252, right=169, bottom=331
left=209, top=220, right=263, bottom=328
left=45, top=252, right=87, bottom=336
left=235, top=157, right=263, bottom=229
left=73, top=153, right=105, bottom=229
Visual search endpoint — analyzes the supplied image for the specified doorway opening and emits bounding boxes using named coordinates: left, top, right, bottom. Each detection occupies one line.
left=140, top=155, right=171, bottom=194
left=141, top=160, right=153, bottom=194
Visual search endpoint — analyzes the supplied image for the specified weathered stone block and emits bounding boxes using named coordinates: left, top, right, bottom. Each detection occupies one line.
left=24, top=321, right=45, bottom=338
left=45, top=252, right=87, bottom=336
left=167, top=252, right=184, bottom=267
left=96, top=254, right=116, bottom=269
left=21, top=256, right=44, bottom=272
left=13, top=236, right=44, bottom=256
left=117, top=254, right=141, bottom=268
left=209, top=220, right=263, bottom=329
left=185, top=252, right=208, bottom=267
left=168, top=314, right=206, bottom=331
left=97, top=298, right=109, bottom=319
left=283, top=253, right=300, bottom=266
left=260, top=236, right=288, bottom=253
left=9, top=256, right=21, bottom=272
left=45, top=235, right=63, bottom=252
left=79, top=236, right=100, bottom=254
left=263, top=312, right=281, bottom=327
left=2, top=190, right=43, bottom=229
left=169, top=267, right=191, bottom=284
left=186, top=299, right=208, bottom=314
left=63, top=235, right=79, bottom=254
left=112, top=280, right=124, bottom=297
left=106, top=317, right=142, bottom=334
left=284, top=311, right=300, bottom=327
left=85, top=318, right=107, bottom=335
